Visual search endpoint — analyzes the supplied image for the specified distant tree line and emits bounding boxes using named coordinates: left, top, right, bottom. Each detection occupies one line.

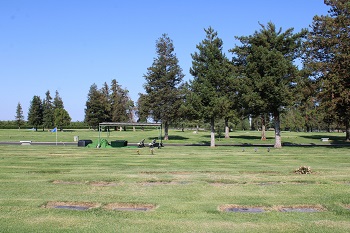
left=15, top=90, right=72, bottom=131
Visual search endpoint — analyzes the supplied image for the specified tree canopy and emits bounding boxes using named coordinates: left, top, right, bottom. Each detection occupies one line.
left=84, top=80, right=134, bottom=128
left=140, top=34, right=184, bottom=140
left=15, top=102, right=24, bottom=129
left=27, top=95, right=43, bottom=131
left=230, top=22, right=307, bottom=148
left=54, top=108, right=71, bottom=130
left=190, top=27, right=232, bottom=147
left=43, top=90, right=54, bottom=129
left=305, top=0, right=350, bottom=140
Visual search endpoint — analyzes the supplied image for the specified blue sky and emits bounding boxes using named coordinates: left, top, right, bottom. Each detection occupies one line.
left=0, top=0, right=329, bottom=121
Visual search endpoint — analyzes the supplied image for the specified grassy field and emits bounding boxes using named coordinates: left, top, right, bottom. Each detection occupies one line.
left=0, top=139, right=349, bottom=232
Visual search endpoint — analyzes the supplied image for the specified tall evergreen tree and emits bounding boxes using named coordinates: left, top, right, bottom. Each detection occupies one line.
left=100, top=82, right=112, bottom=122
left=84, top=84, right=110, bottom=128
left=190, top=27, right=231, bottom=147
left=42, top=90, right=54, bottom=129
left=15, top=102, right=24, bottom=129
left=53, top=90, right=64, bottom=110
left=305, top=0, right=350, bottom=140
left=54, top=108, right=71, bottom=131
left=27, top=95, right=43, bottom=131
left=177, top=82, right=202, bottom=133
left=230, top=22, right=307, bottom=148
left=85, top=84, right=101, bottom=128
left=136, top=93, right=150, bottom=123
left=141, top=34, right=184, bottom=140
left=110, top=79, right=132, bottom=122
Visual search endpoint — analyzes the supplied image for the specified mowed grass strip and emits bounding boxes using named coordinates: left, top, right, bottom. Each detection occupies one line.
left=1, top=128, right=350, bottom=146
left=0, top=145, right=349, bottom=232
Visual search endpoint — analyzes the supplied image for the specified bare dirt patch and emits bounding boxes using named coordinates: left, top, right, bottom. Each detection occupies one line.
left=43, top=201, right=101, bottom=210
left=274, top=205, right=325, bottom=212
left=104, top=203, right=157, bottom=211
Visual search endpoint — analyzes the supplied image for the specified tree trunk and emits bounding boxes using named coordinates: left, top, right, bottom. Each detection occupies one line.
left=346, top=121, right=350, bottom=141
left=164, top=121, right=169, bottom=140
left=224, top=118, right=230, bottom=139
left=274, top=112, right=282, bottom=148
left=261, top=115, right=266, bottom=140
left=210, top=118, right=215, bottom=147
left=306, top=125, right=310, bottom=133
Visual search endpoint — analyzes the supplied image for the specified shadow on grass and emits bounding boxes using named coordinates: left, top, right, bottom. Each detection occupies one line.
left=201, top=134, right=275, bottom=140
left=231, top=135, right=275, bottom=140
left=300, top=134, right=350, bottom=145
left=167, top=135, right=189, bottom=140
left=146, top=135, right=189, bottom=141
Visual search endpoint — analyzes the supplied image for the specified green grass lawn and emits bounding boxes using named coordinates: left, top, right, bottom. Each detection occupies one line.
left=0, top=144, right=349, bottom=232
left=1, top=128, right=349, bottom=146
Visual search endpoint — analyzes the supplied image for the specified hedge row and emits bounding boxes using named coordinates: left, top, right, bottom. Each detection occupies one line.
left=0, top=121, right=90, bottom=129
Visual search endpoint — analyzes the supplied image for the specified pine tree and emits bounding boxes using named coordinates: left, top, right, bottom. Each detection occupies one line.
left=177, top=82, right=202, bottom=133
left=42, top=90, right=54, bottom=129
left=230, top=22, right=307, bottom=148
left=15, top=102, right=24, bottom=129
left=305, top=0, right=350, bottom=140
left=85, top=84, right=110, bottom=128
left=110, top=79, right=130, bottom=122
left=53, top=90, right=64, bottom=109
left=85, top=84, right=101, bottom=128
left=137, top=93, right=150, bottom=123
left=141, top=34, right=184, bottom=140
left=100, top=82, right=112, bottom=122
left=190, top=27, right=231, bottom=147
left=27, top=95, right=43, bottom=131
left=54, top=108, right=71, bottom=131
